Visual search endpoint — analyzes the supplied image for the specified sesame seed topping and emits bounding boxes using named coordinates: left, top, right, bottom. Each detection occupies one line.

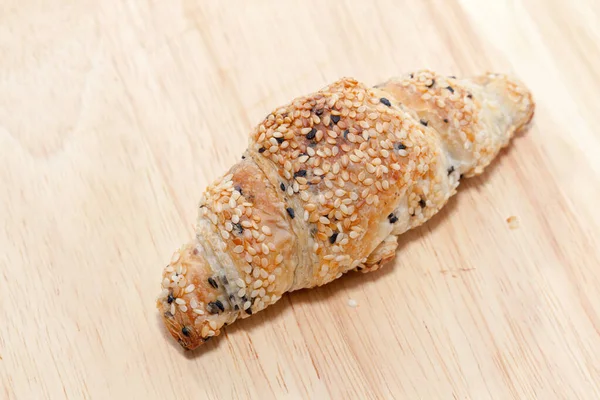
left=286, top=207, right=295, bottom=219
left=184, top=284, right=195, bottom=293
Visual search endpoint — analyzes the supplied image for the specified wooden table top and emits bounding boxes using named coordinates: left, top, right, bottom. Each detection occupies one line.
left=2, top=1, right=600, bottom=398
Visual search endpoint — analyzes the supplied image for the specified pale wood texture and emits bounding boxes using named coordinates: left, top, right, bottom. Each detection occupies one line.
left=2, top=1, right=600, bottom=399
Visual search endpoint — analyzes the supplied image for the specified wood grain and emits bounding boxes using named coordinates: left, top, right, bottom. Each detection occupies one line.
left=2, top=1, right=600, bottom=398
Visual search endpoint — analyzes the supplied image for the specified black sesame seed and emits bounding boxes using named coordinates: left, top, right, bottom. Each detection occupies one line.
left=229, top=294, right=236, bottom=302
left=258, top=147, right=266, bottom=153
left=181, top=326, right=191, bottom=337
left=420, top=119, right=428, bottom=127
left=214, top=300, right=224, bottom=312
left=446, top=86, right=454, bottom=93
left=443, top=118, right=449, bottom=123
left=447, top=166, right=455, bottom=175
left=167, top=294, right=174, bottom=304
left=343, top=130, right=349, bottom=140
left=245, top=308, right=253, bottom=315
left=388, top=213, right=398, bottom=224
left=235, top=185, right=243, bottom=195
left=426, top=79, right=435, bottom=88
left=395, top=142, right=407, bottom=150
left=329, top=232, right=338, bottom=244
left=286, top=207, right=295, bottom=219
left=208, top=277, right=218, bottom=289
left=280, top=182, right=286, bottom=191
left=419, top=198, right=426, bottom=208
left=449, top=75, right=456, bottom=79
left=294, top=169, right=307, bottom=178
left=233, top=222, right=243, bottom=235
left=306, top=128, right=316, bottom=140
left=460, top=174, right=465, bottom=180
left=331, top=115, right=340, bottom=124
left=467, top=94, right=473, bottom=99
left=410, top=73, right=414, bottom=78
left=221, top=275, right=228, bottom=285
left=241, top=155, right=246, bottom=159
left=315, top=108, right=324, bottom=116
left=275, top=137, right=284, bottom=144
left=380, top=97, right=391, bottom=107
left=206, top=300, right=223, bottom=314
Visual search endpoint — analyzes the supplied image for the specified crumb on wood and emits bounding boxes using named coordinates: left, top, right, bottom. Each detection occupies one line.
left=347, top=299, right=358, bottom=308
left=507, top=215, right=519, bottom=229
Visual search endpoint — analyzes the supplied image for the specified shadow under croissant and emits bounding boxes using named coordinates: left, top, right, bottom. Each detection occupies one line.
left=163, top=128, right=530, bottom=358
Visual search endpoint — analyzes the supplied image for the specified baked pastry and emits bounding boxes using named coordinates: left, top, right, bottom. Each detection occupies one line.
left=156, top=70, right=535, bottom=350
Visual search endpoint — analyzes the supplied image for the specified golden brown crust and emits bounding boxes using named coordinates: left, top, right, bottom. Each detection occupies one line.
left=157, top=70, right=535, bottom=350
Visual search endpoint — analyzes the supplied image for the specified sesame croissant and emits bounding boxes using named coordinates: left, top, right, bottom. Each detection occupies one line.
left=157, top=70, right=535, bottom=350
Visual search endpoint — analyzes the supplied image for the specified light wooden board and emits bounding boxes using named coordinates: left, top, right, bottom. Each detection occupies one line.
left=2, top=1, right=600, bottom=399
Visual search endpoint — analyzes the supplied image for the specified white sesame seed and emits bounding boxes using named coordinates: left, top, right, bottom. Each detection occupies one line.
left=171, top=252, right=180, bottom=263
left=170, top=303, right=176, bottom=315
left=175, top=298, right=185, bottom=305
left=234, top=245, right=244, bottom=254
left=201, top=324, right=210, bottom=337
left=348, top=299, right=358, bottom=308
left=261, top=243, right=270, bottom=255
left=209, top=320, right=217, bottom=330
left=243, top=301, right=252, bottom=310
left=236, top=278, right=245, bottom=287
left=193, top=308, right=204, bottom=315
left=179, top=305, right=188, bottom=312
left=184, top=284, right=195, bottom=294
left=238, top=288, right=247, bottom=297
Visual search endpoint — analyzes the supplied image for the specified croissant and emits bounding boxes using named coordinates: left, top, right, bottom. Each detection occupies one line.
left=157, top=70, right=535, bottom=350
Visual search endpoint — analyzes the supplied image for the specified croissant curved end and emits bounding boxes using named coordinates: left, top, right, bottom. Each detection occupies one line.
left=156, top=243, right=239, bottom=350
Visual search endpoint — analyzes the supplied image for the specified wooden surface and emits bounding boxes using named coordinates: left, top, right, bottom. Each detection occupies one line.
left=2, top=1, right=600, bottom=399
